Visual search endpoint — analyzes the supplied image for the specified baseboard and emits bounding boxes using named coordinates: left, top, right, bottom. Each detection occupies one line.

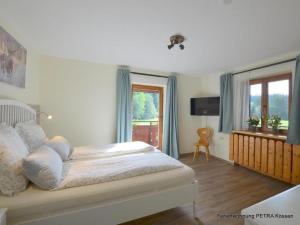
left=180, top=151, right=234, bottom=165
left=179, top=152, right=194, bottom=158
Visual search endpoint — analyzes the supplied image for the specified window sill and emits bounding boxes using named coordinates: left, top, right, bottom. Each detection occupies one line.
left=232, top=130, right=287, bottom=141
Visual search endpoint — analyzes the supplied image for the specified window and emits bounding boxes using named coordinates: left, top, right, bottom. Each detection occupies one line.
left=132, top=85, right=164, bottom=149
left=250, top=73, right=292, bottom=133
left=250, top=83, right=262, bottom=127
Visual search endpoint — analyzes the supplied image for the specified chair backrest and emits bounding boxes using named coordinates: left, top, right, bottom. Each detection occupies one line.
left=197, top=128, right=212, bottom=145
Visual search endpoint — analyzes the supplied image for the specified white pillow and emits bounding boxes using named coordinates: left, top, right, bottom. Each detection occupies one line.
left=0, top=126, right=29, bottom=196
left=46, top=136, right=70, bottom=161
left=16, top=121, right=48, bottom=152
left=23, top=145, right=63, bottom=190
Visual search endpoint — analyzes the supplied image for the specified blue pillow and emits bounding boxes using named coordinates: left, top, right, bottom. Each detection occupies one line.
left=23, top=145, right=63, bottom=190
left=46, top=136, right=70, bottom=161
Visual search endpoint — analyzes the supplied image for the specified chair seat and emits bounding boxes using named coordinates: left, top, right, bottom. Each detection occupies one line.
left=194, top=143, right=209, bottom=148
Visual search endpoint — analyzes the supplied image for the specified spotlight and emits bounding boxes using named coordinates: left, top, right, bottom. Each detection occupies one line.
left=168, top=44, right=174, bottom=49
left=167, top=34, right=185, bottom=51
left=37, top=112, right=53, bottom=120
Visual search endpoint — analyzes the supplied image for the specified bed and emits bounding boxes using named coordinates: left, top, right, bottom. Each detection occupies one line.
left=0, top=99, right=198, bottom=225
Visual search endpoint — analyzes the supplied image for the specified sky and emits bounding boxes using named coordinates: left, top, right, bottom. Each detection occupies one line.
left=250, top=80, right=289, bottom=96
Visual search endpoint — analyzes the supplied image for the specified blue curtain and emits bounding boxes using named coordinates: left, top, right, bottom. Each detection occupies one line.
left=287, top=55, right=300, bottom=145
left=163, top=76, right=180, bottom=159
left=116, top=67, right=132, bottom=143
left=218, top=73, right=233, bottom=133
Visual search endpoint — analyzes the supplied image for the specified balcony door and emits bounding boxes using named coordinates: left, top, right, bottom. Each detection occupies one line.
left=132, top=84, right=164, bottom=149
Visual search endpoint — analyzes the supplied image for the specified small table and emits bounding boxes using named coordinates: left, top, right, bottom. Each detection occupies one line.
left=241, top=185, right=300, bottom=225
left=0, top=208, right=6, bottom=225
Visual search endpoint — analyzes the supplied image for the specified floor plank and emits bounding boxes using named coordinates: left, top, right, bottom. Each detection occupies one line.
left=120, top=155, right=292, bottom=225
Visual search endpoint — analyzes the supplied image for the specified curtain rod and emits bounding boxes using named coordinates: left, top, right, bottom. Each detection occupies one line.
left=233, top=57, right=297, bottom=76
left=131, top=71, right=168, bottom=79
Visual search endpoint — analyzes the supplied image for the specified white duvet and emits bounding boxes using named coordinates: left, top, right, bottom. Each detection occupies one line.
left=70, top=141, right=155, bottom=160
left=55, top=151, right=183, bottom=190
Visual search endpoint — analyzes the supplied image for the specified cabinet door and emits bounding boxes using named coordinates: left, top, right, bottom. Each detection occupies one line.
left=292, top=145, right=300, bottom=184
left=275, top=141, right=283, bottom=179
left=249, top=137, right=255, bottom=169
left=283, top=143, right=292, bottom=183
left=255, top=138, right=261, bottom=170
left=243, top=136, right=249, bottom=166
left=261, top=139, right=268, bottom=173
left=268, top=140, right=275, bottom=176
left=238, top=135, right=244, bottom=165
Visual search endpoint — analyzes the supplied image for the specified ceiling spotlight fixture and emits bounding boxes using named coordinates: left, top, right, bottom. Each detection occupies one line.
left=168, top=34, right=185, bottom=50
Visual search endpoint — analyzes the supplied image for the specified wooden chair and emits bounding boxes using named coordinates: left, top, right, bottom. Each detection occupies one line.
left=194, top=128, right=212, bottom=161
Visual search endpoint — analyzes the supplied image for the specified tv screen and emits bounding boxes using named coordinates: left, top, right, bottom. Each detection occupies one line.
left=191, top=97, right=220, bottom=116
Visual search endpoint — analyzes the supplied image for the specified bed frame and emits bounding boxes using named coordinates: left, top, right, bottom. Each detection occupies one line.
left=0, top=99, right=36, bottom=127
left=0, top=99, right=199, bottom=225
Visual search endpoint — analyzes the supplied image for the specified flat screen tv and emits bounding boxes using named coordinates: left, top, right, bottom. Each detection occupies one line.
left=190, top=97, right=220, bottom=116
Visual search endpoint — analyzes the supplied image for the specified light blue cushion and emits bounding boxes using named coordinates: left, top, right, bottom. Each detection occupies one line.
left=23, top=145, right=63, bottom=190
left=46, top=136, right=70, bottom=161
left=15, top=121, right=48, bottom=152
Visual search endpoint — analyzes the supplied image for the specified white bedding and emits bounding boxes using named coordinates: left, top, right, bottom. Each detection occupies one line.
left=70, top=141, right=155, bottom=160
left=57, top=151, right=183, bottom=190
left=1, top=165, right=195, bottom=224
left=0, top=140, right=194, bottom=225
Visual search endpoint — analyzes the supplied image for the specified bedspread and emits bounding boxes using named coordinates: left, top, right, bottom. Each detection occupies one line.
left=56, top=151, right=183, bottom=190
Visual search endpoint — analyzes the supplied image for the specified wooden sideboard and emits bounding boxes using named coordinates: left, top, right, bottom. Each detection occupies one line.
left=229, top=130, right=300, bottom=184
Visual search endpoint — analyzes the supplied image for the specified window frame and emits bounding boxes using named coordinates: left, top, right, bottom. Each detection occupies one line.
left=249, top=73, right=292, bottom=134
left=132, top=84, right=164, bottom=149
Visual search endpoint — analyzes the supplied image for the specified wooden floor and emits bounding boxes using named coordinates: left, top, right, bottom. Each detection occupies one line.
left=121, top=155, right=292, bottom=225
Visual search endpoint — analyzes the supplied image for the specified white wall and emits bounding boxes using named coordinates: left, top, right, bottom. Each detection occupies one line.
left=177, top=75, right=204, bottom=154
left=39, top=56, right=118, bottom=147
left=178, top=73, right=230, bottom=159
left=0, top=17, right=40, bottom=104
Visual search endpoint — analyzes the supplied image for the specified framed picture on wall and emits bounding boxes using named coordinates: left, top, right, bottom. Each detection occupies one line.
left=0, top=25, right=27, bottom=88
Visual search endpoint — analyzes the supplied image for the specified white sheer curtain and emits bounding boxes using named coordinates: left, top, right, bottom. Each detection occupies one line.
left=233, top=74, right=250, bottom=130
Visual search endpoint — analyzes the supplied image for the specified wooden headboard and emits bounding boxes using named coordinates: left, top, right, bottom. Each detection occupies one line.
left=0, top=99, right=37, bottom=126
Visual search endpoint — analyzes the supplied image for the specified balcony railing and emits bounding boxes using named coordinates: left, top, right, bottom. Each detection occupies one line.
left=132, top=120, right=159, bottom=147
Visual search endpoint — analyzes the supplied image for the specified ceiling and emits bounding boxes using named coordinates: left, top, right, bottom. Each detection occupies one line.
left=1, top=0, right=300, bottom=76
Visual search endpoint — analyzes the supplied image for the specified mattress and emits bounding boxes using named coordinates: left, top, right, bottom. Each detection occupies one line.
left=0, top=165, right=195, bottom=225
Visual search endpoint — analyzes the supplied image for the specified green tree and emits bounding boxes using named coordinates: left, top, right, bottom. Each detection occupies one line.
left=152, top=93, right=159, bottom=112
left=250, top=95, right=261, bottom=118
left=132, top=92, right=145, bottom=119
left=250, top=94, right=289, bottom=120
left=143, top=93, right=157, bottom=119
left=269, top=94, right=288, bottom=120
